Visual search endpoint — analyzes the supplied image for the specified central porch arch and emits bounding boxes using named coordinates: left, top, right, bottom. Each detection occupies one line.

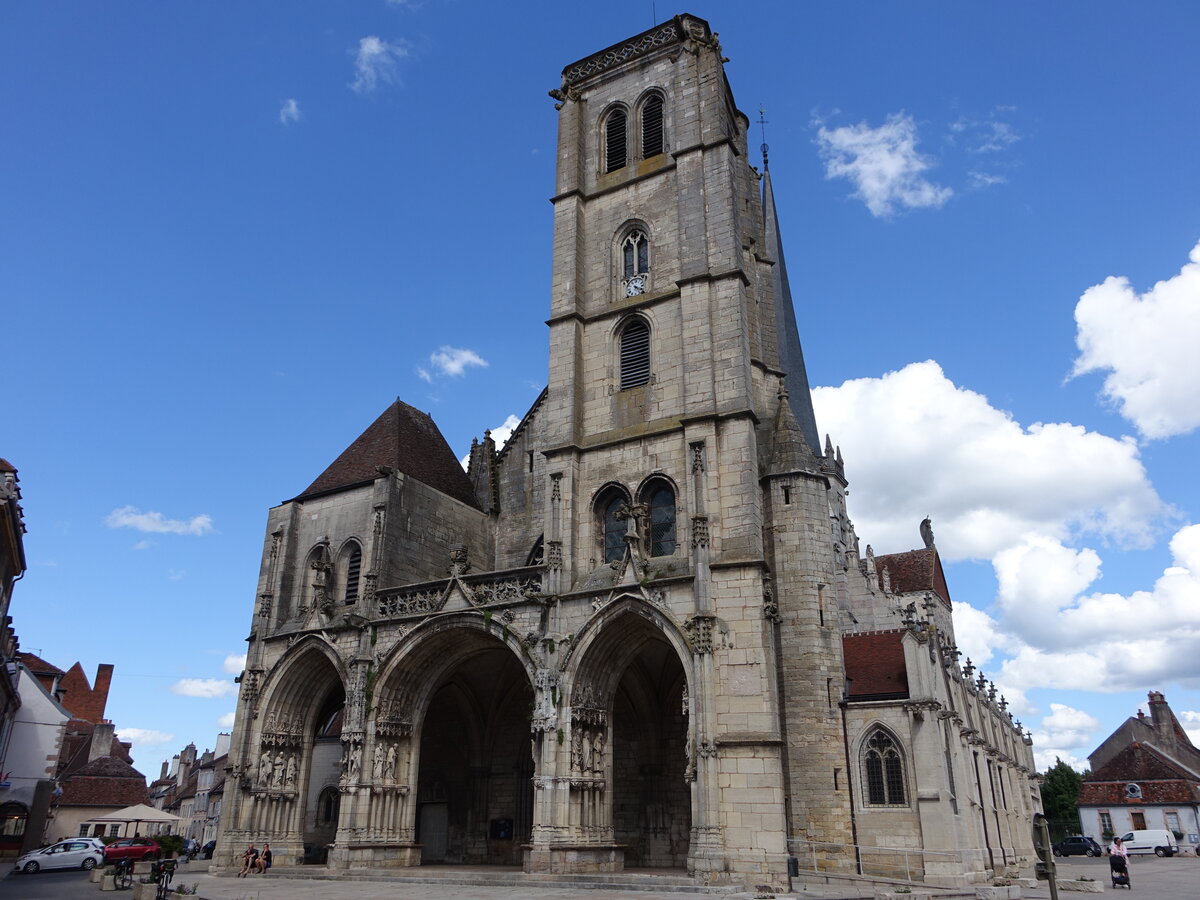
left=373, top=616, right=536, bottom=866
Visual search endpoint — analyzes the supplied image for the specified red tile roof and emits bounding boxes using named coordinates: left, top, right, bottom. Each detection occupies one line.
left=18, top=651, right=64, bottom=675
left=1079, top=742, right=1200, bottom=806
left=875, top=548, right=951, bottom=607
left=57, top=757, right=149, bottom=808
left=293, top=399, right=479, bottom=508
left=843, top=630, right=909, bottom=700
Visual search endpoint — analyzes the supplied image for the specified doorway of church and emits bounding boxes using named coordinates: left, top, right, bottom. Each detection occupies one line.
left=414, top=642, right=534, bottom=865
left=611, top=634, right=690, bottom=867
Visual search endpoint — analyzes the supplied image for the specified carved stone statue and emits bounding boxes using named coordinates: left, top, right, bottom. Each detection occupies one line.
left=285, top=753, right=297, bottom=786
left=920, top=516, right=935, bottom=550
left=372, top=745, right=385, bottom=781
left=258, top=750, right=272, bottom=786
left=385, top=744, right=397, bottom=780
left=272, top=751, right=285, bottom=787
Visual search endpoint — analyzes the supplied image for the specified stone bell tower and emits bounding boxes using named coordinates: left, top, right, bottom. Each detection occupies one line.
left=534, top=13, right=852, bottom=883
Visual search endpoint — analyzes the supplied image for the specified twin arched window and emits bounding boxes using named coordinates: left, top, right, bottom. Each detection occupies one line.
left=863, top=728, right=907, bottom=806
left=603, top=91, right=667, bottom=174
left=596, top=480, right=676, bottom=564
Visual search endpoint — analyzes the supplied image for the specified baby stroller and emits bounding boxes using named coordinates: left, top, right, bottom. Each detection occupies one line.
left=1109, top=854, right=1130, bottom=889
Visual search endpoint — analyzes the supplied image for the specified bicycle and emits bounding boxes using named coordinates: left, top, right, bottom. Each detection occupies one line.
left=151, top=858, right=176, bottom=899
left=113, top=857, right=134, bottom=890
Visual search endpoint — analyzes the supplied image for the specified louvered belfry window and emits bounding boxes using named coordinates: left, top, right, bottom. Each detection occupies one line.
left=642, top=94, right=664, bottom=157
left=619, top=318, right=650, bottom=390
left=344, top=545, right=362, bottom=604
left=605, top=109, right=628, bottom=173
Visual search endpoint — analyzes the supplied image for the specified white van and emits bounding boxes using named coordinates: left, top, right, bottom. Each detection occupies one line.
left=1116, top=829, right=1179, bottom=857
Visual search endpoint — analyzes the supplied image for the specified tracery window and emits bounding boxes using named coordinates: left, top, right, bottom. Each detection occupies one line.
left=598, top=488, right=629, bottom=564
left=605, top=108, right=628, bottom=173
left=863, top=728, right=907, bottom=806
left=643, top=481, right=676, bottom=557
left=619, top=317, right=651, bottom=390
left=622, top=230, right=649, bottom=280
left=641, top=93, right=665, bottom=157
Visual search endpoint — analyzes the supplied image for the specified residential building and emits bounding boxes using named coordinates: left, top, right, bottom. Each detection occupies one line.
left=1078, top=692, right=1200, bottom=847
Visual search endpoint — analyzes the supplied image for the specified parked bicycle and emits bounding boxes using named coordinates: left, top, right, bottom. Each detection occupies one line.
left=151, top=858, right=176, bottom=899
left=113, top=857, right=135, bottom=890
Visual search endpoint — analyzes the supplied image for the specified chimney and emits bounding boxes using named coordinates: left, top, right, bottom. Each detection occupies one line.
left=89, top=721, right=115, bottom=763
left=92, top=664, right=114, bottom=720
left=215, top=733, right=231, bottom=758
left=160, top=761, right=169, bottom=781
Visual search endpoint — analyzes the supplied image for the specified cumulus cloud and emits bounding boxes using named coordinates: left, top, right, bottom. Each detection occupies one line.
left=811, top=360, right=1166, bottom=561
left=132, top=539, right=154, bottom=551
left=106, top=506, right=213, bottom=536
left=279, top=98, right=301, bottom=125
left=350, top=36, right=409, bottom=93
left=1072, top=241, right=1200, bottom=439
left=460, top=414, right=523, bottom=469
left=171, top=678, right=237, bottom=699
left=815, top=112, right=952, bottom=217
left=222, top=654, right=247, bottom=675
left=1180, top=710, right=1200, bottom=746
left=120, top=727, right=175, bottom=748
left=417, top=346, right=488, bottom=382
left=995, top=524, right=1200, bottom=693
left=217, top=712, right=236, bottom=729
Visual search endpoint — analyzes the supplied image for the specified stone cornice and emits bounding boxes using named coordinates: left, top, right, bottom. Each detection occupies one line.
left=556, top=15, right=714, bottom=90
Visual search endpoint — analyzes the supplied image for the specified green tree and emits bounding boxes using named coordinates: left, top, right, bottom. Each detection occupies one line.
left=1041, top=757, right=1086, bottom=841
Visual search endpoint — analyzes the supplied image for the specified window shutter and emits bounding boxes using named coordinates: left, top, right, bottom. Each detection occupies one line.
left=642, top=94, right=664, bottom=157
left=605, top=110, right=627, bottom=173
left=620, top=319, right=650, bottom=389
left=344, top=546, right=361, bottom=604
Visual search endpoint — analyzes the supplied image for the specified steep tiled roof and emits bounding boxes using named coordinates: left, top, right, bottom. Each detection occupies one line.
left=58, top=756, right=149, bottom=808
left=18, top=651, right=64, bottom=675
left=1080, top=742, right=1200, bottom=805
left=875, top=548, right=951, bottom=606
left=843, top=630, right=909, bottom=700
left=292, top=399, right=479, bottom=509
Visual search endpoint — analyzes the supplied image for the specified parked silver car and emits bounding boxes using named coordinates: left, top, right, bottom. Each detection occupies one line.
left=13, top=839, right=104, bottom=873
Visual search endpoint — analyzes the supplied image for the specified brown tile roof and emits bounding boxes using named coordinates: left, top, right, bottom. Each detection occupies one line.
left=58, top=757, right=149, bottom=808
left=875, top=548, right=952, bottom=607
left=292, top=399, right=479, bottom=509
left=1079, top=742, right=1200, bottom=806
left=843, top=630, right=909, bottom=700
left=18, top=651, right=64, bottom=675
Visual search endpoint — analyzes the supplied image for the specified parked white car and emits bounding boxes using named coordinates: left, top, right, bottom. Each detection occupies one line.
left=1115, top=829, right=1179, bottom=857
left=13, top=839, right=104, bottom=873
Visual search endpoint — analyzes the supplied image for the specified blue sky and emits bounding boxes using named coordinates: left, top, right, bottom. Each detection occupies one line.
left=4, top=1, right=1200, bottom=778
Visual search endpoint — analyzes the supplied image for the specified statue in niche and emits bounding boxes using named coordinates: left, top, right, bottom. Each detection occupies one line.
left=348, top=743, right=361, bottom=778
left=385, top=744, right=397, bottom=780
left=258, top=751, right=273, bottom=786
left=272, top=751, right=286, bottom=787
left=285, top=753, right=297, bottom=786
left=591, top=731, right=605, bottom=776
left=372, top=745, right=385, bottom=781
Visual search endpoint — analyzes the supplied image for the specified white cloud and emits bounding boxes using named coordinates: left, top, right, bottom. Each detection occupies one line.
left=995, top=524, right=1200, bottom=693
left=1034, top=702, right=1101, bottom=749
left=420, top=346, right=488, bottom=382
left=1072, top=241, right=1200, bottom=439
left=350, top=36, right=409, bottom=93
left=968, top=171, right=1006, bottom=189
left=460, top=414, right=523, bottom=469
left=217, top=712, right=236, bottom=729
left=222, top=654, right=247, bottom=675
left=171, top=678, right=237, bottom=699
left=815, top=112, right=952, bottom=217
left=132, top=539, right=154, bottom=551
left=167, top=569, right=185, bottom=581
left=106, top=506, right=213, bottom=536
left=279, top=98, right=301, bottom=125
left=811, top=360, right=1166, bottom=562
left=119, top=727, right=175, bottom=748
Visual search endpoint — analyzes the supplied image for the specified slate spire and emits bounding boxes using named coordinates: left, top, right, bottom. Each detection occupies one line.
left=763, top=168, right=822, bottom=456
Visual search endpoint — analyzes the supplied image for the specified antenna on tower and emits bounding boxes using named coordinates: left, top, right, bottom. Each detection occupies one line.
left=757, top=106, right=769, bottom=171
left=651, top=1, right=657, bottom=26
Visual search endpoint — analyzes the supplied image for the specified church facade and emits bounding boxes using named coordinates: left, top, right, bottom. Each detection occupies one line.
left=216, top=16, right=1040, bottom=890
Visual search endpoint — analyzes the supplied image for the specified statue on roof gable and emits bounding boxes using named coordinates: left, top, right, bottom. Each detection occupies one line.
left=920, top=517, right=935, bottom=550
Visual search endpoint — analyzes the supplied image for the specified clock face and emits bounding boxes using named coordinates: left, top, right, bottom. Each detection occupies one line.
left=625, top=276, right=646, bottom=297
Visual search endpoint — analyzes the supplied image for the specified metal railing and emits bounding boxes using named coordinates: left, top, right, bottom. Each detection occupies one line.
left=788, top=838, right=968, bottom=883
